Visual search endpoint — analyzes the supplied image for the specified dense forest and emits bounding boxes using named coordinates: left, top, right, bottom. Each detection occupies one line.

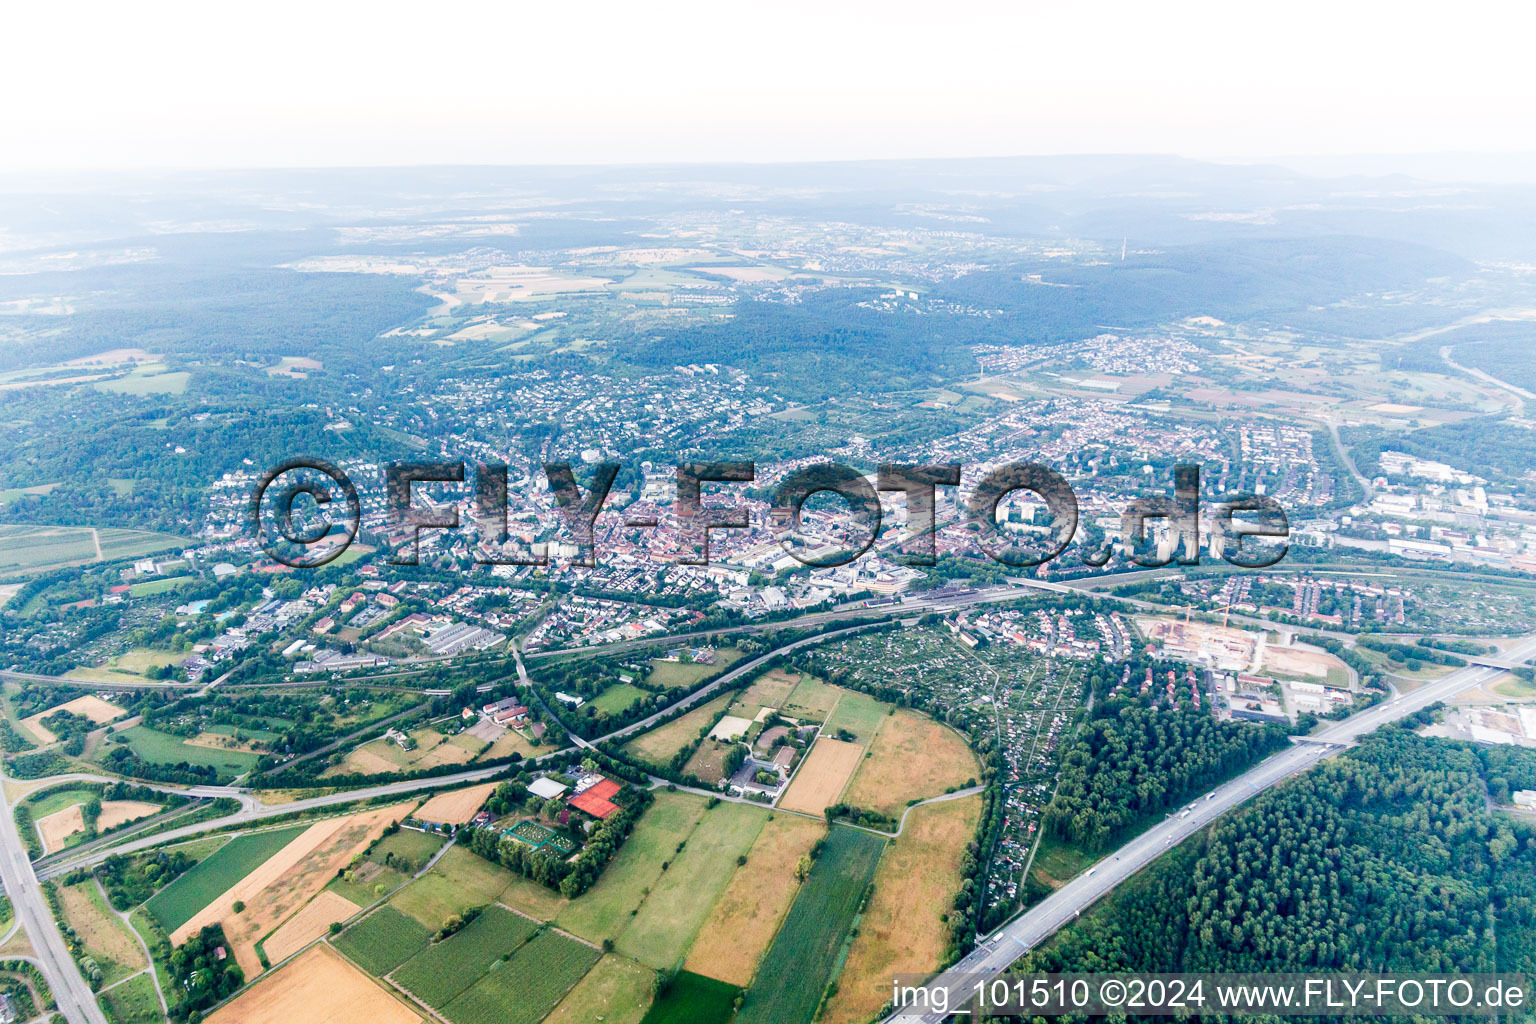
left=1026, top=729, right=1536, bottom=997
left=1041, top=701, right=1291, bottom=850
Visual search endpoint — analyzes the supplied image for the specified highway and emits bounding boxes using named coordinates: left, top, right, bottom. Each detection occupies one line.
left=883, top=633, right=1536, bottom=1023
left=0, top=765, right=110, bottom=1024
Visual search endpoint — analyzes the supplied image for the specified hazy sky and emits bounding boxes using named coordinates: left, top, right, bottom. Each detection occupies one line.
left=7, top=0, right=1534, bottom=172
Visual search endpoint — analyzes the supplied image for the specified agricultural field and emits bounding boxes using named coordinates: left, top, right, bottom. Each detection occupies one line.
left=415, top=782, right=496, bottom=825
left=735, top=826, right=887, bottom=1024
left=822, top=796, right=982, bottom=1024
left=684, top=813, right=826, bottom=985
left=393, top=905, right=540, bottom=1009
left=637, top=970, right=739, bottom=1024
left=621, top=692, right=732, bottom=766
left=778, top=738, right=864, bottom=815
left=263, top=890, right=362, bottom=964
left=840, top=710, right=980, bottom=818
left=194, top=805, right=415, bottom=977
left=438, top=929, right=602, bottom=1024
left=102, top=725, right=260, bottom=781
left=544, top=955, right=654, bottom=1024
left=553, top=791, right=706, bottom=945
left=21, top=694, right=129, bottom=742
left=206, top=944, right=421, bottom=1024
left=144, top=824, right=310, bottom=933
left=334, top=906, right=430, bottom=976
left=616, top=800, right=766, bottom=968
left=0, top=524, right=188, bottom=574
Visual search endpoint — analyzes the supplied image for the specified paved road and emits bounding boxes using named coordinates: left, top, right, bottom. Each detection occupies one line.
left=0, top=765, right=110, bottom=1024
left=883, top=633, right=1536, bottom=1023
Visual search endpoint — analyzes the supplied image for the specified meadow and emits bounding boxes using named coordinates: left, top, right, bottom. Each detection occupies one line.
left=735, top=826, right=886, bottom=1024
left=144, top=824, right=309, bottom=932
left=615, top=800, right=766, bottom=968
left=107, top=725, right=260, bottom=781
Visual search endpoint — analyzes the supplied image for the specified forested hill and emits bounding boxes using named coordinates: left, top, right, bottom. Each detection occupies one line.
left=1026, top=728, right=1536, bottom=989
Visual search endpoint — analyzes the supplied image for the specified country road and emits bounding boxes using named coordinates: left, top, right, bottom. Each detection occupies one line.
left=882, top=632, right=1536, bottom=1023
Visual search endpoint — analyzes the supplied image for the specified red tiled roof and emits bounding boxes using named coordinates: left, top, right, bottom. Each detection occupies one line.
left=569, top=791, right=618, bottom=819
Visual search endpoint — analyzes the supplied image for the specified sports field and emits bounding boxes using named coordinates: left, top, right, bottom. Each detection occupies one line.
left=144, top=824, right=310, bottom=932
left=439, top=929, right=602, bottom=1024
left=393, top=905, right=540, bottom=1008
left=735, top=826, right=886, bottom=1024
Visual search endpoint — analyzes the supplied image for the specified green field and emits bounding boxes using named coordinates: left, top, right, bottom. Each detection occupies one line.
left=440, top=929, right=602, bottom=1024
left=99, top=971, right=163, bottom=1024
left=333, top=906, right=430, bottom=976
left=24, top=786, right=101, bottom=818
left=393, top=905, right=540, bottom=1008
left=144, top=824, right=309, bottom=932
left=621, top=692, right=733, bottom=767
left=106, top=725, right=259, bottom=781
left=127, top=576, right=193, bottom=597
left=645, top=649, right=742, bottom=689
left=822, top=689, right=888, bottom=741
left=591, top=683, right=650, bottom=715
left=545, top=955, right=654, bottom=1024
left=616, top=801, right=767, bottom=968
left=390, top=845, right=518, bottom=930
left=638, top=970, right=739, bottom=1024
left=735, top=826, right=886, bottom=1024
left=555, top=791, right=706, bottom=944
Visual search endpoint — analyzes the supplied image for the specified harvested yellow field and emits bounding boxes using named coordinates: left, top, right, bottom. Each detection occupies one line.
left=262, top=890, right=361, bottom=965
left=173, top=803, right=414, bottom=978
left=21, top=694, right=126, bottom=743
left=415, top=782, right=496, bottom=825
left=822, top=796, right=981, bottom=1024
left=684, top=814, right=825, bottom=985
left=841, top=711, right=979, bottom=818
left=37, top=799, right=161, bottom=854
left=778, top=738, right=863, bottom=815
left=36, top=806, right=86, bottom=854
left=99, top=799, right=161, bottom=831
left=207, top=944, right=421, bottom=1024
